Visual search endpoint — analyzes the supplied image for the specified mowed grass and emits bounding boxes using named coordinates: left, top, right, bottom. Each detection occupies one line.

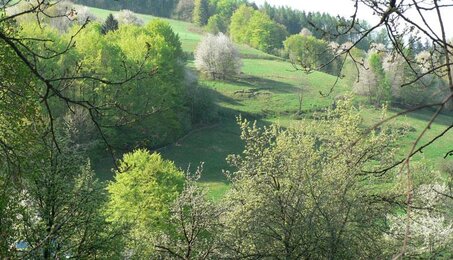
left=89, top=6, right=453, bottom=198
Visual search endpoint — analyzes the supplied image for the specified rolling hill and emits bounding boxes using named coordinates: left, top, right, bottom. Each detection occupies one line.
left=88, top=6, right=453, bottom=200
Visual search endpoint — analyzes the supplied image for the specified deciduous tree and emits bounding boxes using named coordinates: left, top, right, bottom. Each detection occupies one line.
left=284, top=34, right=334, bottom=73
left=221, top=99, right=401, bottom=259
left=192, top=0, right=209, bottom=26
left=114, top=9, right=144, bottom=26
left=154, top=167, right=223, bottom=259
left=106, top=150, right=185, bottom=257
left=194, top=33, right=242, bottom=80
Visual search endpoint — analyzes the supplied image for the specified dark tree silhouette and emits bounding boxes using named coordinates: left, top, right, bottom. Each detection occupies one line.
left=101, top=13, right=119, bottom=34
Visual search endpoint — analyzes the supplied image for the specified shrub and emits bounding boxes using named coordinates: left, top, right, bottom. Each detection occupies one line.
left=7, top=0, right=75, bottom=32
left=194, top=33, right=242, bottom=80
left=205, top=14, right=227, bottom=34
left=74, top=6, right=97, bottom=25
left=284, top=34, right=334, bottom=73
left=185, top=69, right=219, bottom=124
left=173, top=0, right=195, bottom=21
left=229, top=5, right=287, bottom=53
left=114, top=9, right=144, bottom=26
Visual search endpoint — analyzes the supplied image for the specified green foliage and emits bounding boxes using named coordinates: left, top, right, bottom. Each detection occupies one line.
left=229, top=5, right=254, bottom=43
left=101, top=13, right=119, bottom=34
left=368, top=52, right=391, bottom=105
left=0, top=21, right=48, bottom=179
left=230, top=5, right=288, bottom=53
left=107, top=149, right=184, bottom=226
left=154, top=170, right=223, bottom=258
left=10, top=11, right=191, bottom=156
left=209, top=0, right=247, bottom=18
left=247, top=11, right=288, bottom=53
left=221, top=99, right=401, bottom=258
left=205, top=14, right=227, bottom=34
left=184, top=71, right=219, bottom=124
left=204, top=0, right=247, bottom=33
left=0, top=134, right=119, bottom=259
left=193, top=0, right=209, bottom=26
left=261, top=2, right=372, bottom=50
left=0, top=18, right=123, bottom=257
left=107, top=149, right=184, bottom=257
left=3, top=3, right=453, bottom=258
left=284, top=34, right=334, bottom=73
left=70, top=19, right=187, bottom=148
left=73, top=0, right=179, bottom=18
left=354, top=50, right=392, bottom=106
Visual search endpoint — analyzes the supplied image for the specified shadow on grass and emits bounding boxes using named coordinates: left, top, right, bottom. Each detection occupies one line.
left=204, top=87, right=244, bottom=107
left=388, top=106, right=453, bottom=127
left=91, top=85, right=270, bottom=183
left=159, top=104, right=273, bottom=183
left=222, top=74, right=301, bottom=94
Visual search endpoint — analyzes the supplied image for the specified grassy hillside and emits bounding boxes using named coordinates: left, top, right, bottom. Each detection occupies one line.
left=89, top=7, right=453, bottom=200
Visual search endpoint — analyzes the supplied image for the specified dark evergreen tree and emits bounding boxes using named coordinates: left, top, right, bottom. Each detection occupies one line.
left=101, top=14, right=119, bottom=35
left=73, top=0, right=178, bottom=17
left=193, top=0, right=209, bottom=26
left=260, top=3, right=372, bottom=51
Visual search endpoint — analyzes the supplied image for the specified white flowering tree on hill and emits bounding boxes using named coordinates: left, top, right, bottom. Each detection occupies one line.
left=194, top=33, right=242, bottom=80
left=114, top=9, right=144, bottom=26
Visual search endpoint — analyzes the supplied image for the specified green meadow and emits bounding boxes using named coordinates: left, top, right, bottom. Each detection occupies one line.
left=89, top=7, right=453, bottom=199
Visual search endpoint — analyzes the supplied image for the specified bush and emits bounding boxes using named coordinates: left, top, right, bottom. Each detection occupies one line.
left=229, top=5, right=287, bottom=53
left=194, top=33, right=242, bottom=80
left=205, top=14, right=227, bottom=34
left=7, top=0, right=76, bottom=32
left=114, top=9, right=144, bottom=26
left=353, top=50, right=391, bottom=106
left=185, top=70, right=219, bottom=124
left=284, top=34, right=334, bottom=73
left=74, top=6, right=97, bottom=25
left=221, top=99, right=401, bottom=258
left=383, top=53, right=448, bottom=107
left=173, top=0, right=195, bottom=21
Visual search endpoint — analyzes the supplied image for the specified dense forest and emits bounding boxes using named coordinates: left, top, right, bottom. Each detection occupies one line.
left=1, top=0, right=452, bottom=259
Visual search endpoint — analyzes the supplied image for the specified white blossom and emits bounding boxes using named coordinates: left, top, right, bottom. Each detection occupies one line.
left=74, top=6, right=97, bottom=25
left=299, top=27, right=313, bottom=37
left=114, top=9, right=144, bottom=26
left=386, top=183, right=453, bottom=256
left=194, top=33, right=242, bottom=80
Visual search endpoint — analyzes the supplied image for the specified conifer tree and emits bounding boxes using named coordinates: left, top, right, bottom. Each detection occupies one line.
left=192, top=0, right=208, bottom=26
left=101, top=13, right=119, bottom=34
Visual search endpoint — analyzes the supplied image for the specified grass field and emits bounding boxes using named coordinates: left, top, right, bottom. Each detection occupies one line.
left=89, top=7, right=453, bottom=199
